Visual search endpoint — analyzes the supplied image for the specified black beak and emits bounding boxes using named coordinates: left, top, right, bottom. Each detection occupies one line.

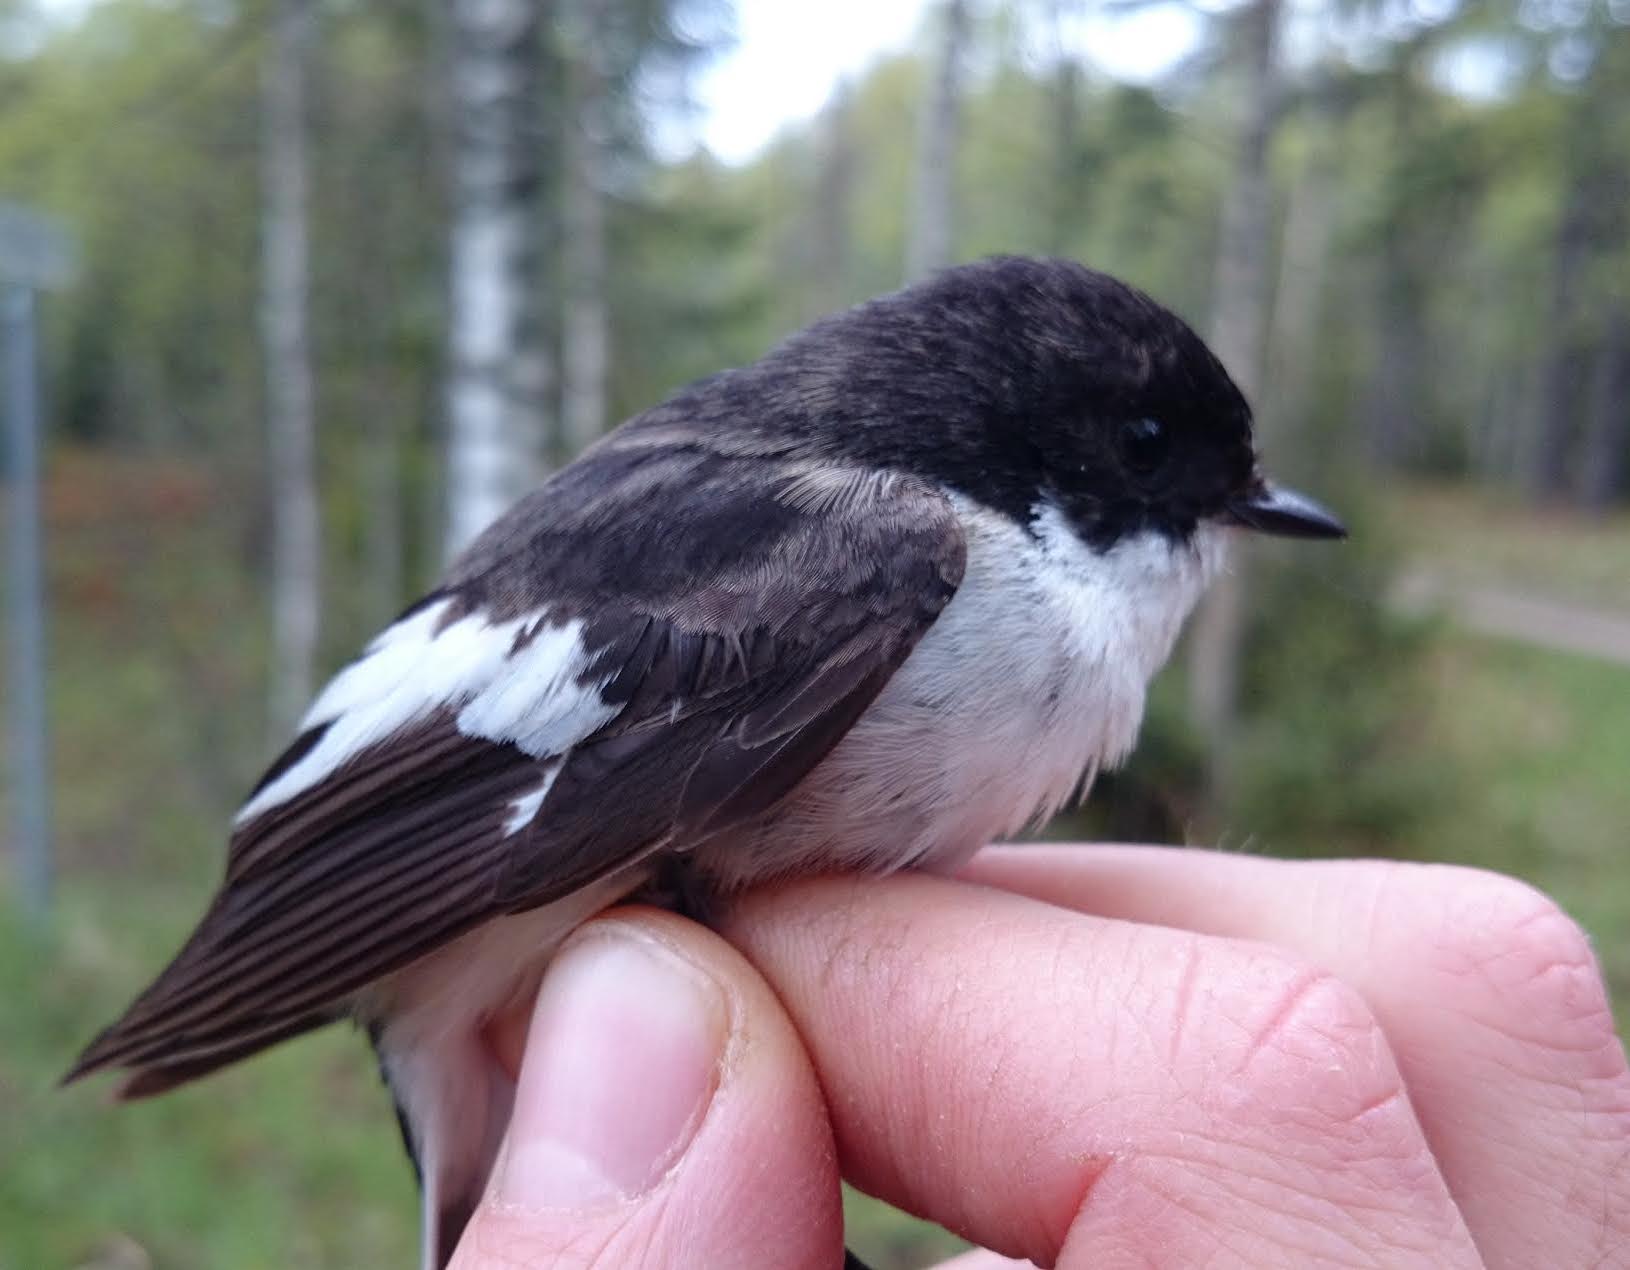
left=1224, top=482, right=1347, bottom=540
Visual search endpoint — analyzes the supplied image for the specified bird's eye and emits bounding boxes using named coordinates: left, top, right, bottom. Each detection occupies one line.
left=1120, top=417, right=1170, bottom=475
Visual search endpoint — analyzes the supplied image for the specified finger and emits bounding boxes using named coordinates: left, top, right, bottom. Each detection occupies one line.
left=962, top=845, right=1630, bottom=1269
left=452, top=907, right=843, bottom=1270
left=727, top=873, right=1481, bottom=1269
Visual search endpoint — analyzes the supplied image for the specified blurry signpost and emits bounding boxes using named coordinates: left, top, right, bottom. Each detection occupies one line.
left=0, top=202, right=73, bottom=922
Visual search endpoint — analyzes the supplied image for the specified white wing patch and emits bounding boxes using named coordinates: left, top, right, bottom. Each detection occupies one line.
left=502, top=772, right=559, bottom=837
left=236, top=599, right=617, bottom=826
left=456, top=620, right=609, bottom=757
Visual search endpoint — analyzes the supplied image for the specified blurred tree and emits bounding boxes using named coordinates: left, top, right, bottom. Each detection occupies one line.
left=1579, top=301, right=1630, bottom=508
left=1266, top=62, right=1344, bottom=442
left=261, top=0, right=320, bottom=737
left=562, top=0, right=732, bottom=452
left=1362, top=35, right=1433, bottom=471
left=809, top=82, right=857, bottom=317
left=312, top=2, right=442, bottom=630
left=442, top=0, right=552, bottom=557
left=1186, top=0, right=1283, bottom=806
left=560, top=0, right=611, bottom=459
left=1044, top=0, right=1085, bottom=255
left=1530, top=16, right=1630, bottom=502
left=1529, top=97, right=1598, bottom=499
left=906, top=0, right=969, bottom=280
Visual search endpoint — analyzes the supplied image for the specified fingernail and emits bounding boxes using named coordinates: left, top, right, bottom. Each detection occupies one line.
left=496, top=925, right=728, bottom=1208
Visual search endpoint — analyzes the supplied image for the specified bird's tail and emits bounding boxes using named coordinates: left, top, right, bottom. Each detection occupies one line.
left=61, top=918, right=338, bottom=1099
left=371, top=1024, right=515, bottom=1270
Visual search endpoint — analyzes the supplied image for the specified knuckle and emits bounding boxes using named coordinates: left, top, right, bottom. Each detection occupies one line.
left=1212, top=957, right=1443, bottom=1192
left=1121, top=954, right=1456, bottom=1255
left=1425, top=868, right=1620, bottom=1063
left=1232, top=962, right=1400, bottom=1125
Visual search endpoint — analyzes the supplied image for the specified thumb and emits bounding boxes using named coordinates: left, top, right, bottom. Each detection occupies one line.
left=450, top=908, right=844, bottom=1270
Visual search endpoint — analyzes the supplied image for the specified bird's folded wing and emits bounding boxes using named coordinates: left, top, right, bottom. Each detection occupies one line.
left=66, top=451, right=965, bottom=1095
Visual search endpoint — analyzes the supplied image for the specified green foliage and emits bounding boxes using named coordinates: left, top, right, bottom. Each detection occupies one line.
left=1077, top=504, right=1453, bottom=855
left=843, top=1186, right=967, bottom=1268
left=1232, top=517, right=1451, bottom=851
left=608, top=156, right=769, bottom=417
left=2, top=882, right=420, bottom=1270
left=0, top=451, right=413, bottom=1267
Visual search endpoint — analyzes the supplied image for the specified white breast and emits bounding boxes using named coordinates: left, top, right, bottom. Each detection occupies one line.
left=717, top=497, right=1227, bottom=884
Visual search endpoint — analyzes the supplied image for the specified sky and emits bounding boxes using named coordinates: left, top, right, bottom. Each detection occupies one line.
left=687, top=0, right=1204, bottom=164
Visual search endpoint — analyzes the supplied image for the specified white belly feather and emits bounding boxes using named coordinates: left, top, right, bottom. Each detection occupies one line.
left=709, top=497, right=1227, bottom=884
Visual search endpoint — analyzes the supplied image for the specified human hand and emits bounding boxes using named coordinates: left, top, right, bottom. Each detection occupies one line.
left=451, top=845, right=1630, bottom=1268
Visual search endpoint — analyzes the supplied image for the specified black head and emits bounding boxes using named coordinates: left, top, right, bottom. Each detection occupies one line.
left=757, top=256, right=1343, bottom=549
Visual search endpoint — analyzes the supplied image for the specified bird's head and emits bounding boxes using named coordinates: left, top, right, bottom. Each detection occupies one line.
left=772, top=255, right=1345, bottom=554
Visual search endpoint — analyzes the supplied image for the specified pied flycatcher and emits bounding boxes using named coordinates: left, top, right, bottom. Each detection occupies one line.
left=69, top=256, right=1345, bottom=1266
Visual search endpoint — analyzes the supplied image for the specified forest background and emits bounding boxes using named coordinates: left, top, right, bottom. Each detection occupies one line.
left=2, top=0, right=1629, bottom=1265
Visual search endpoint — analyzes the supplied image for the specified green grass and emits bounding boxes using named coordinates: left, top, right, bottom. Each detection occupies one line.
left=1413, top=633, right=1630, bottom=1021
left=4, top=457, right=1628, bottom=1267
left=2, top=885, right=417, bottom=1269
left=2, top=452, right=418, bottom=1269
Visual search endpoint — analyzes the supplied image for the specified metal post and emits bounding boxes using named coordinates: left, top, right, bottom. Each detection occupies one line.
left=4, top=283, right=51, bottom=919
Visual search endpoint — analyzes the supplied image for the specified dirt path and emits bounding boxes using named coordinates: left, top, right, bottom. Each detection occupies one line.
left=1392, top=569, right=1630, bottom=668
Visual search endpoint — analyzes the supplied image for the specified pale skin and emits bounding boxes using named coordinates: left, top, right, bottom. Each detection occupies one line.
left=451, top=845, right=1630, bottom=1269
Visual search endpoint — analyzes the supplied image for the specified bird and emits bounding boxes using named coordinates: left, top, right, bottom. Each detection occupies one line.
left=66, top=255, right=1345, bottom=1268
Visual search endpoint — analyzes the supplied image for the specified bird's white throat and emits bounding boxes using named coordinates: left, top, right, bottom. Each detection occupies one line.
left=1025, top=498, right=1230, bottom=686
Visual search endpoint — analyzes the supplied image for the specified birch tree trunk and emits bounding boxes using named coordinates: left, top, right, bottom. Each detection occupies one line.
left=905, top=0, right=970, bottom=281
left=561, top=0, right=610, bottom=460
left=444, top=0, right=550, bottom=559
left=262, top=0, right=320, bottom=738
left=1186, top=0, right=1282, bottom=805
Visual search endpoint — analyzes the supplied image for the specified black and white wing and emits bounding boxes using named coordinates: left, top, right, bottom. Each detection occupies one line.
left=66, top=445, right=965, bottom=1096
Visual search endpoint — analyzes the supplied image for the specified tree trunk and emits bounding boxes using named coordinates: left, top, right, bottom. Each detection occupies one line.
left=1362, top=59, right=1428, bottom=471
left=1204, top=0, right=1279, bottom=405
left=261, top=0, right=320, bottom=738
left=362, top=370, right=406, bottom=622
left=811, top=85, right=856, bottom=317
left=1527, top=179, right=1592, bottom=501
left=1577, top=302, right=1630, bottom=510
left=1266, top=84, right=1337, bottom=443
left=905, top=0, right=970, bottom=281
left=1363, top=248, right=1425, bottom=468
left=561, top=0, right=610, bottom=459
left=443, top=0, right=551, bottom=558
left=1186, top=0, right=1282, bottom=806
